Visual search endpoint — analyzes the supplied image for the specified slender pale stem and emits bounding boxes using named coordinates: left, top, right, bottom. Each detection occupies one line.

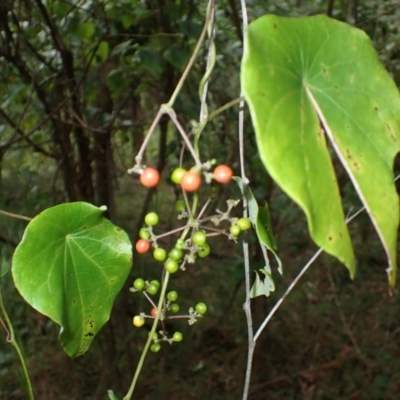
left=208, top=97, right=244, bottom=121
left=238, top=1, right=253, bottom=399
left=253, top=248, right=324, bottom=342
left=252, top=195, right=378, bottom=344
left=0, top=280, right=35, bottom=400
left=155, top=225, right=187, bottom=240
left=166, top=109, right=202, bottom=168
left=123, top=273, right=171, bottom=400
left=130, top=109, right=164, bottom=171
left=167, top=0, right=215, bottom=108
left=198, top=3, right=216, bottom=124
left=0, top=209, right=32, bottom=222
left=142, top=291, right=157, bottom=309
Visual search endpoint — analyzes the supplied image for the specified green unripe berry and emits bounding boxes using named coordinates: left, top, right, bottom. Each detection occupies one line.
left=198, top=243, right=210, bottom=258
left=175, top=238, right=185, bottom=250
left=147, top=283, right=159, bottom=295
left=145, top=212, right=159, bottom=226
left=139, top=227, right=151, bottom=240
left=148, top=332, right=158, bottom=342
left=175, top=199, right=186, bottom=212
left=167, top=290, right=178, bottom=302
left=133, top=278, right=145, bottom=291
left=169, top=248, right=183, bottom=261
left=153, top=247, right=167, bottom=262
left=170, top=303, right=180, bottom=313
left=171, top=167, right=187, bottom=184
left=237, top=217, right=251, bottom=231
left=150, top=343, right=161, bottom=353
left=150, top=279, right=160, bottom=287
left=173, top=331, right=183, bottom=342
left=165, top=259, right=179, bottom=274
left=192, top=231, right=207, bottom=246
left=195, top=302, right=207, bottom=315
left=230, top=224, right=241, bottom=237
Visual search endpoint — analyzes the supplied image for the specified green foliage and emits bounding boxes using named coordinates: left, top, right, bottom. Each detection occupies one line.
left=242, top=14, right=400, bottom=285
left=107, top=390, right=121, bottom=400
left=234, top=176, right=281, bottom=297
left=2, top=1, right=400, bottom=399
left=12, top=202, right=132, bottom=357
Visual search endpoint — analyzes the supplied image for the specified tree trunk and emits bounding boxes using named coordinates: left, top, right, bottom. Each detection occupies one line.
left=94, top=63, right=115, bottom=219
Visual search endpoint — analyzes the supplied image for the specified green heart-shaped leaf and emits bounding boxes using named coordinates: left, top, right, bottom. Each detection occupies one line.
left=12, top=202, right=132, bottom=357
left=242, top=15, right=400, bottom=285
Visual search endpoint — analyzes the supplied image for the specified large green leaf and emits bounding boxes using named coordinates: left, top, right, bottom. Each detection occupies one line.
left=242, top=15, right=400, bottom=286
left=12, top=202, right=132, bottom=357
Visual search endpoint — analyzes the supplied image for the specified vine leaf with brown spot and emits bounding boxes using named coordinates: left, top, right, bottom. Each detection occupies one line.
left=242, top=15, right=400, bottom=286
left=12, top=202, right=133, bottom=357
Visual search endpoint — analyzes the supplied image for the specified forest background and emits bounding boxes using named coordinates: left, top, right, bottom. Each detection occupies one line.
left=1, top=0, right=400, bottom=399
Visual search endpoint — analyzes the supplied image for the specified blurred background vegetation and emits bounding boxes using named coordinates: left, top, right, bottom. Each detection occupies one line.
left=1, top=0, right=400, bottom=399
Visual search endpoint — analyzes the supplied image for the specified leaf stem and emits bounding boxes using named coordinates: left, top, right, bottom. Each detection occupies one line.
left=0, top=209, right=32, bottom=222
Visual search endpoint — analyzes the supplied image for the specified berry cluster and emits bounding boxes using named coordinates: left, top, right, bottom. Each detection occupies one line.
left=131, top=162, right=251, bottom=351
left=131, top=277, right=207, bottom=351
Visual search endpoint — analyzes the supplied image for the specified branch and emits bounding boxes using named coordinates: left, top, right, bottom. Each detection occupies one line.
left=0, top=108, right=56, bottom=158
left=10, top=10, right=57, bottom=73
left=227, top=0, right=243, bottom=42
left=34, top=0, right=65, bottom=54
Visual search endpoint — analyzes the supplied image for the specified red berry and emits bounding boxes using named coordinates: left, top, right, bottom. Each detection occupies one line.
left=180, top=171, right=201, bottom=192
left=151, top=307, right=158, bottom=317
left=213, top=165, right=233, bottom=184
left=136, top=239, right=150, bottom=254
left=140, top=167, right=160, bottom=188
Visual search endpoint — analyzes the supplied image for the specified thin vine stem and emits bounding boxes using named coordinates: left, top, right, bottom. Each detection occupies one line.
left=251, top=188, right=390, bottom=343
left=129, top=0, right=215, bottom=173
left=186, top=0, right=217, bottom=220
left=0, top=279, right=35, bottom=400
left=253, top=248, right=324, bottom=342
left=166, top=0, right=215, bottom=108
left=130, top=108, right=164, bottom=171
left=238, top=1, right=253, bottom=400
left=123, top=272, right=171, bottom=400
left=166, top=109, right=202, bottom=168
left=198, top=1, right=216, bottom=124
left=208, top=97, right=244, bottom=121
